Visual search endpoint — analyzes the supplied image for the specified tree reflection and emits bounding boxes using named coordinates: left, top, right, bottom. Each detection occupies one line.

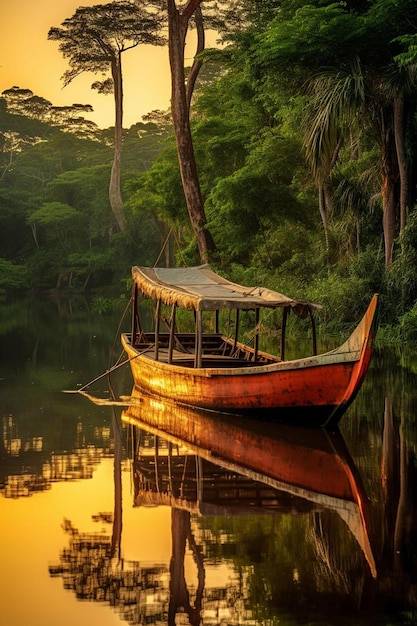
left=380, top=396, right=417, bottom=609
left=307, top=511, right=369, bottom=608
left=46, top=396, right=417, bottom=625
left=3, top=294, right=417, bottom=623
left=111, top=405, right=123, bottom=563
left=0, top=413, right=109, bottom=498
left=169, top=509, right=204, bottom=625
left=49, top=519, right=169, bottom=619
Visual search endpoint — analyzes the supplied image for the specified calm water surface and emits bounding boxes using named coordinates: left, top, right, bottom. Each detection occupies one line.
left=1, top=295, right=416, bottom=626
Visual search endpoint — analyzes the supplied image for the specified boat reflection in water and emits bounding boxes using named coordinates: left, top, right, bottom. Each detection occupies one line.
left=46, top=387, right=380, bottom=624
left=122, top=389, right=377, bottom=594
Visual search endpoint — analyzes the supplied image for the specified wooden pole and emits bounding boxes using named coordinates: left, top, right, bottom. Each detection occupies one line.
left=233, top=309, right=239, bottom=352
left=281, top=307, right=288, bottom=361
left=168, top=303, right=176, bottom=364
left=254, top=308, right=259, bottom=361
left=195, top=310, right=203, bottom=368
left=155, top=299, right=161, bottom=361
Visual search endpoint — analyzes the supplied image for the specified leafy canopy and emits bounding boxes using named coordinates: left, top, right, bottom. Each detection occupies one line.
left=48, top=1, right=166, bottom=86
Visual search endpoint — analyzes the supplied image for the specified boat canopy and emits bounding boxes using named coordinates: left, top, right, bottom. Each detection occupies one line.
left=132, top=265, right=321, bottom=317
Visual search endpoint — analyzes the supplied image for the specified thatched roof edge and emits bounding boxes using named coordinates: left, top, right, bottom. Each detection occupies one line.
left=131, top=265, right=321, bottom=315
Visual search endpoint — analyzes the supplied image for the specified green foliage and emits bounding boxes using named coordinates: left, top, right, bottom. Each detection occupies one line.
left=90, top=295, right=127, bottom=314
left=0, top=101, right=58, bottom=142
left=48, top=2, right=165, bottom=86
left=347, top=245, right=385, bottom=294
left=1, top=88, right=106, bottom=142
left=303, top=271, right=375, bottom=333
left=386, top=212, right=417, bottom=317
left=0, top=259, right=29, bottom=290
left=44, top=165, right=112, bottom=236
left=28, top=201, right=82, bottom=227
left=194, top=117, right=250, bottom=188
left=398, top=304, right=417, bottom=342
left=395, top=34, right=417, bottom=66
left=256, top=3, right=362, bottom=68
left=2, top=0, right=417, bottom=338
left=120, top=127, right=169, bottom=178
left=26, top=248, right=63, bottom=289
left=0, top=81, right=171, bottom=292
left=131, top=145, right=186, bottom=225
left=204, top=128, right=310, bottom=267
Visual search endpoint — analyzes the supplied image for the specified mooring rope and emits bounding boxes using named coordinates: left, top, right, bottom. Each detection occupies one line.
left=62, top=350, right=146, bottom=394
left=63, top=291, right=147, bottom=396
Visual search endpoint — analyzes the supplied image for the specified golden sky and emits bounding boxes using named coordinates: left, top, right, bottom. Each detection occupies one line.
left=0, top=0, right=172, bottom=128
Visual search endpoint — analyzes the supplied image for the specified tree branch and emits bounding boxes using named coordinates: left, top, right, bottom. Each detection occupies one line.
left=186, top=6, right=205, bottom=107
left=182, top=0, right=203, bottom=20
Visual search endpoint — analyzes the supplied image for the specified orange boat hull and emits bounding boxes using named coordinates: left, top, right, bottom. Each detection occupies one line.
left=121, top=294, right=378, bottom=428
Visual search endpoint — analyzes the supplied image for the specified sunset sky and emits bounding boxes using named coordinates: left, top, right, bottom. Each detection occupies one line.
left=0, top=0, right=173, bottom=128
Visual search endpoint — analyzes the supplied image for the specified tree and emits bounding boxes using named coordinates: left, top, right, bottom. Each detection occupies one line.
left=1, top=86, right=98, bottom=139
left=48, top=1, right=165, bottom=232
left=26, top=165, right=116, bottom=288
left=2, top=87, right=52, bottom=119
left=166, top=0, right=216, bottom=262
left=254, top=0, right=417, bottom=268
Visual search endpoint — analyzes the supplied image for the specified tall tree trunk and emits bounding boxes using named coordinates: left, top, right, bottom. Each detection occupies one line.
left=318, top=185, right=329, bottom=251
left=393, top=96, right=408, bottom=233
left=314, top=139, right=340, bottom=256
left=167, top=0, right=215, bottom=263
left=381, top=127, right=399, bottom=268
left=186, top=6, right=204, bottom=108
left=109, top=53, right=125, bottom=232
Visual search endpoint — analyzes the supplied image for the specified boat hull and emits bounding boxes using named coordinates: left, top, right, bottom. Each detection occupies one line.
left=121, top=294, right=378, bottom=428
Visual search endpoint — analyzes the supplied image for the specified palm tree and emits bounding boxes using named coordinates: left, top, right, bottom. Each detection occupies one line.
left=302, top=59, right=365, bottom=251
left=303, top=57, right=417, bottom=267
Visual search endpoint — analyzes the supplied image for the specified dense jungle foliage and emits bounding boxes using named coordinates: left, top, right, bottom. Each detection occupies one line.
left=2, top=0, right=417, bottom=339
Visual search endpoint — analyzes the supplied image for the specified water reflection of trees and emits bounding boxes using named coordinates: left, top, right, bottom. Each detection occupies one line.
left=379, top=396, right=417, bottom=610
left=307, top=512, right=370, bottom=610
left=3, top=404, right=417, bottom=623
left=3, top=338, right=417, bottom=622
left=0, top=413, right=111, bottom=497
left=0, top=296, right=133, bottom=498
left=49, top=507, right=254, bottom=625
left=48, top=427, right=254, bottom=624
left=47, top=417, right=376, bottom=625
left=342, top=350, right=417, bottom=619
left=50, top=517, right=170, bottom=622
left=46, top=402, right=417, bottom=625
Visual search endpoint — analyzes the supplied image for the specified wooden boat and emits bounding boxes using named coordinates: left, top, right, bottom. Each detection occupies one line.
left=122, top=390, right=376, bottom=577
left=121, top=265, right=378, bottom=428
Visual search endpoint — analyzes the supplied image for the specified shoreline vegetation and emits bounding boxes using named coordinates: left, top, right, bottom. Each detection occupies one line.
left=2, top=2, right=417, bottom=342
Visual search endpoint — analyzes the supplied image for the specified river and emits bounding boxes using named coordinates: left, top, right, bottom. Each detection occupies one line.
left=0, top=294, right=416, bottom=626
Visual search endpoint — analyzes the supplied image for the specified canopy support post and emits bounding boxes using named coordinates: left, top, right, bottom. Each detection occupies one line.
left=281, top=307, right=288, bottom=361
left=233, top=309, right=240, bottom=353
left=254, top=308, right=259, bottom=361
left=131, top=283, right=138, bottom=342
left=168, top=304, right=176, bottom=364
left=154, top=299, right=161, bottom=361
left=195, top=310, right=203, bottom=368
left=309, top=307, right=318, bottom=355
left=214, top=310, right=219, bottom=334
